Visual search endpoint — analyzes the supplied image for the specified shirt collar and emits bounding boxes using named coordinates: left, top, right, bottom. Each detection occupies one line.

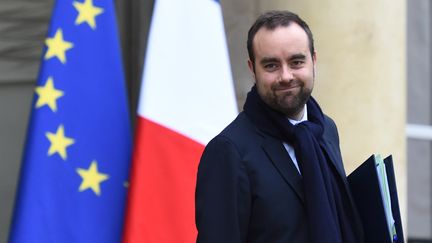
left=288, top=104, right=308, bottom=125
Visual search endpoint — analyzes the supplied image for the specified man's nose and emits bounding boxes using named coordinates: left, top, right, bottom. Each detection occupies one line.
left=280, top=65, right=294, bottom=82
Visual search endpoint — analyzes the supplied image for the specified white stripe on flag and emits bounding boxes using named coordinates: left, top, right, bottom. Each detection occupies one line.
left=138, top=0, right=237, bottom=145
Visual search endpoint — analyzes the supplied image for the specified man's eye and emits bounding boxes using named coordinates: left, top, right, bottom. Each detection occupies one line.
left=291, top=60, right=304, bottom=67
left=264, top=63, right=278, bottom=70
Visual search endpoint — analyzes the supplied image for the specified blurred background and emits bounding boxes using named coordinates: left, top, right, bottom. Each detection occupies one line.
left=0, top=0, right=429, bottom=242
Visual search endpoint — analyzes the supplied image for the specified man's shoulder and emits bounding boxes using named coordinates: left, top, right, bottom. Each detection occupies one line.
left=215, top=111, right=254, bottom=136
left=323, top=114, right=337, bottom=130
left=208, top=112, right=262, bottom=148
left=322, top=113, right=340, bottom=145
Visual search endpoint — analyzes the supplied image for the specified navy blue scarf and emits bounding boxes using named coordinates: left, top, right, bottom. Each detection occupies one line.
left=243, top=86, right=363, bottom=243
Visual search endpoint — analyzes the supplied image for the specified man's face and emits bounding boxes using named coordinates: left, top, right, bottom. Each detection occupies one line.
left=248, top=23, right=316, bottom=119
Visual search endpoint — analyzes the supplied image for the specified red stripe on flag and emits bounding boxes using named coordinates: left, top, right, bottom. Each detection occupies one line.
left=123, top=116, right=203, bottom=243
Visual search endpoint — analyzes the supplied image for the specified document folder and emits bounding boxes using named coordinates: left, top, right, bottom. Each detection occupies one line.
left=347, top=155, right=404, bottom=243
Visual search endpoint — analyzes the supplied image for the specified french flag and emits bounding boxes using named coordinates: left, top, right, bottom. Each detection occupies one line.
left=122, top=0, right=238, bottom=242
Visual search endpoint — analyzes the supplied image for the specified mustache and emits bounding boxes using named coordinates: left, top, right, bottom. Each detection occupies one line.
left=271, top=79, right=302, bottom=90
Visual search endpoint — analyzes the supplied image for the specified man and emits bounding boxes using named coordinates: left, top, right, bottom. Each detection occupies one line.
left=195, top=10, right=364, bottom=243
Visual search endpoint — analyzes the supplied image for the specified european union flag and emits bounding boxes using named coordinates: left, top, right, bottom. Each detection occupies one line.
left=9, top=0, right=131, bottom=242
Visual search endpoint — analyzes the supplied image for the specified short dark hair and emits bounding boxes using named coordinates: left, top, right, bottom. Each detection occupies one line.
left=247, top=10, right=315, bottom=66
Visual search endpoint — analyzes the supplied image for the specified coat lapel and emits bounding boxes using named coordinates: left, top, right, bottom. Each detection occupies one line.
left=321, top=138, right=354, bottom=195
left=262, top=137, right=304, bottom=203
left=322, top=138, right=361, bottom=210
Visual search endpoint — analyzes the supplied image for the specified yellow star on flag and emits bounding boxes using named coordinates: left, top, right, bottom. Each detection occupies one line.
left=35, top=76, right=64, bottom=112
left=45, top=28, right=74, bottom=64
left=73, top=0, right=104, bottom=29
left=46, top=124, right=75, bottom=160
left=77, top=161, right=109, bottom=196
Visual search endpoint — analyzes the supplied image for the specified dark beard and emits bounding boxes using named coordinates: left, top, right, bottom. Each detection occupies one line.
left=262, top=86, right=312, bottom=118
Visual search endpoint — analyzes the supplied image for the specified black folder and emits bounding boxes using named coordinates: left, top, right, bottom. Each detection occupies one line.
left=347, top=155, right=404, bottom=243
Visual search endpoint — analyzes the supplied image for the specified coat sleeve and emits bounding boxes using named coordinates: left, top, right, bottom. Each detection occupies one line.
left=195, top=135, right=251, bottom=243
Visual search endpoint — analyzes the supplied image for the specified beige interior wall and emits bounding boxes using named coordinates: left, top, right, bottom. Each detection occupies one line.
left=255, top=0, right=407, bottom=232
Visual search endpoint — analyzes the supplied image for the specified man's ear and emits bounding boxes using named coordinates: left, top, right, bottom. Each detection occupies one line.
left=312, top=51, right=317, bottom=66
left=312, top=51, right=317, bottom=77
left=247, top=59, right=256, bottom=79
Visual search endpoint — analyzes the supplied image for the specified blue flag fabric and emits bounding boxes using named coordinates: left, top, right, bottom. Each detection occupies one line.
left=9, top=0, right=131, bottom=242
